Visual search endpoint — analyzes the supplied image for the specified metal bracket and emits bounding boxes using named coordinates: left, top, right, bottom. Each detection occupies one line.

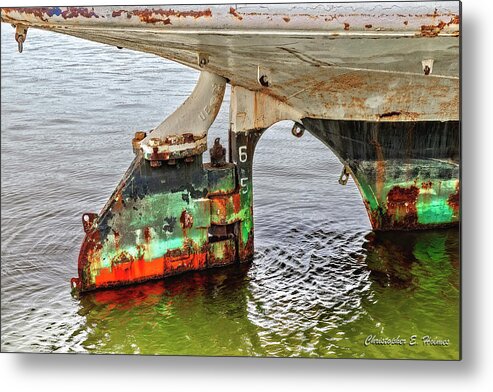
left=14, top=24, right=28, bottom=53
left=291, top=123, right=305, bottom=138
left=422, top=59, right=434, bottom=75
left=82, top=213, right=98, bottom=234
left=257, top=65, right=270, bottom=87
left=338, top=165, right=351, bottom=186
left=210, top=137, right=226, bottom=166
left=198, top=53, right=209, bottom=68
left=140, top=71, right=227, bottom=165
left=132, top=131, right=146, bottom=154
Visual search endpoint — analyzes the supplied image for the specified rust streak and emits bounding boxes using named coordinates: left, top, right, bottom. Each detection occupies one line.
left=448, top=15, right=460, bottom=25
left=180, top=210, right=193, bottom=229
left=143, top=227, right=151, bottom=243
left=378, top=111, right=420, bottom=121
left=4, top=7, right=100, bottom=21
left=371, top=139, right=385, bottom=200
left=385, top=185, right=420, bottom=228
left=112, top=192, right=125, bottom=213
left=379, top=111, right=401, bottom=119
left=239, top=233, right=254, bottom=261
left=111, top=10, right=125, bottom=17
left=420, top=21, right=446, bottom=37
left=113, top=230, right=120, bottom=251
left=208, top=240, right=236, bottom=267
left=447, top=182, right=460, bottom=214
left=229, top=7, right=243, bottom=21
left=61, top=7, right=99, bottom=19
left=419, top=15, right=458, bottom=37
left=111, top=8, right=212, bottom=24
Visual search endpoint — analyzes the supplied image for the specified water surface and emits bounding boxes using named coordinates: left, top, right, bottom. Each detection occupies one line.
left=1, top=26, right=460, bottom=359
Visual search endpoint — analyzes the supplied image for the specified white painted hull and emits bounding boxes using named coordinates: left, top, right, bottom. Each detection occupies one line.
left=1, top=2, right=460, bottom=121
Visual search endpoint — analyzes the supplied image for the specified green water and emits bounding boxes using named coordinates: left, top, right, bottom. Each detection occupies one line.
left=74, top=228, right=459, bottom=359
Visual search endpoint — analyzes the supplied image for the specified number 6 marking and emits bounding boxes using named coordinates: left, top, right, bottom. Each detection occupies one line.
left=239, top=146, right=248, bottom=163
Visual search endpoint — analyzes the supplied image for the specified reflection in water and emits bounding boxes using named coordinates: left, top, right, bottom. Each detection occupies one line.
left=365, top=229, right=460, bottom=291
left=246, top=228, right=370, bottom=358
left=75, top=228, right=459, bottom=359
left=360, top=229, right=460, bottom=359
left=77, top=266, right=258, bottom=356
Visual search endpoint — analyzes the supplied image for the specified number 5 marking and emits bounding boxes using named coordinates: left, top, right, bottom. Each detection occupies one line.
left=240, top=177, right=249, bottom=194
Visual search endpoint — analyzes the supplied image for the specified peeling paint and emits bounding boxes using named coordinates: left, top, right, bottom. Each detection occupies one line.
left=229, top=7, right=243, bottom=21
left=111, top=7, right=212, bottom=24
left=302, top=118, right=460, bottom=231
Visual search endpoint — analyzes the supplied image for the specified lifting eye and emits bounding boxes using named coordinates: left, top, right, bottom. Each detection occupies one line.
left=338, top=166, right=351, bottom=186
left=14, top=25, right=28, bottom=53
left=258, top=74, right=269, bottom=87
left=291, top=123, right=305, bottom=138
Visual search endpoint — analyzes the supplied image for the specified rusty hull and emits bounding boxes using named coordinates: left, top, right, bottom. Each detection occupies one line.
left=302, top=119, right=460, bottom=230
left=1, top=2, right=460, bottom=122
left=71, top=152, right=249, bottom=292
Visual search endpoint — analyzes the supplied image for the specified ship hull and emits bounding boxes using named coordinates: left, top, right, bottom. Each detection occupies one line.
left=302, top=119, right=460, bottom=230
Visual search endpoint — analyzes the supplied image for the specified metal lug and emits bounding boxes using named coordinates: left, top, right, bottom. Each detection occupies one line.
left=338, top=165, right=351, bottom=186
left=422, top=59, right=434, bottom=75
left=291, top=123, right=305, bottom=138
left=15, top=25, right=28, bottom=53
left=132, top=131, right=147, bottom=154
left=198, top=53, right=209, bottom=68
left=210, top=137, right=226, bottom=166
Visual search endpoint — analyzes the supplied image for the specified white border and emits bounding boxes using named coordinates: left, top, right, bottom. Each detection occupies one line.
left=1, top=0, right=492, bottom=391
